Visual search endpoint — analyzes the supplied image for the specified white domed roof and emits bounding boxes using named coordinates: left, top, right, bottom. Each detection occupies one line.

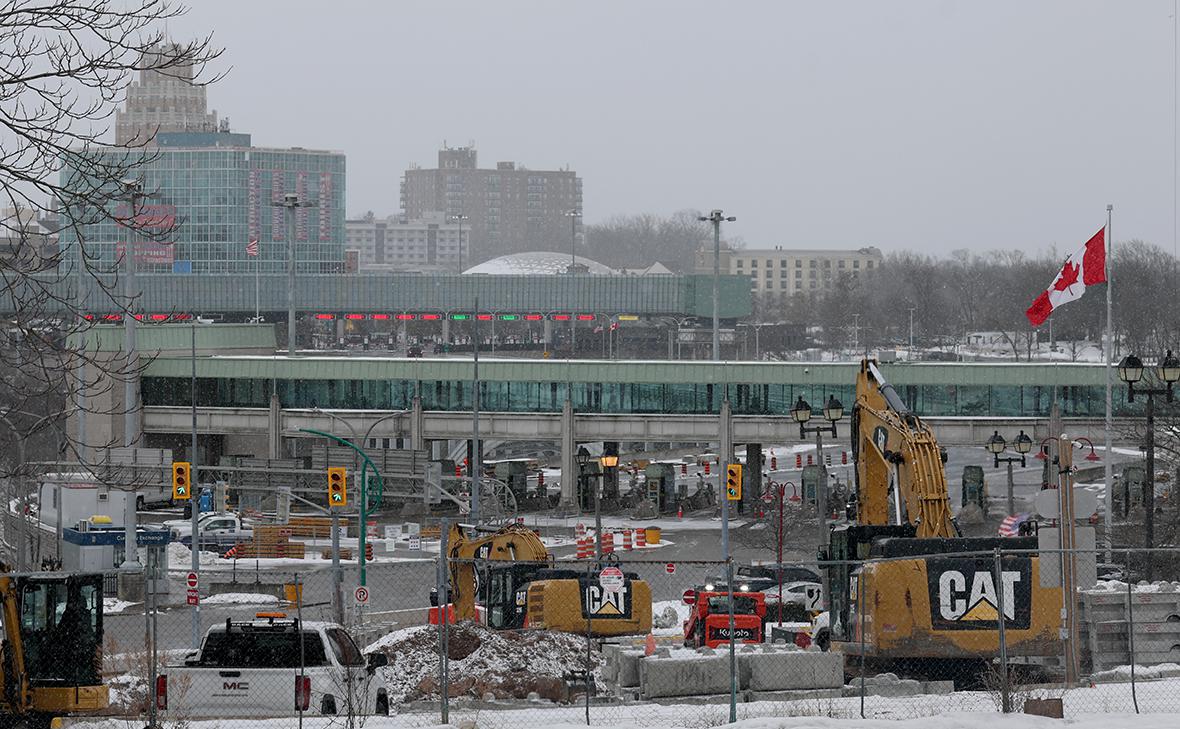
left=463, top=251, right=616, bottom=275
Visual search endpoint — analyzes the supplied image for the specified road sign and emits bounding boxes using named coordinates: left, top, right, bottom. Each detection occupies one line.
left=186, top=589, right=199, bottom=606
left=408, top=536, right=421, bottom=551
left=186, top=572, right=198, bottom=589
left=598, top=566, right=625, bottom=594
left=1034, top=488, right=1099, bottom=520
left=354, top=586, right=370, bottom=606
left=804, top=585, right=824, bottom=611
left=682, top=588, right=696, bottom=604
left=665, top=562, right=676, bottom=575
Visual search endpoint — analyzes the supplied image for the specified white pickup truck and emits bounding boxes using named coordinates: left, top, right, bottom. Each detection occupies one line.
left=157, top=615, right=390, bottom=717
left=166, top=513, right=254, bottom=553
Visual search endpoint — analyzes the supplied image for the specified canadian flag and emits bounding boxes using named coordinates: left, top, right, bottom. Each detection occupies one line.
left=1025, top=227, right=1107, bottom=326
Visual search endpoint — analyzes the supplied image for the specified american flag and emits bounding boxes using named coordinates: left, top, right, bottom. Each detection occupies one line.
left=998, top=513, right=1032, bottom=537
left=246, top=238, right=259, bottom=257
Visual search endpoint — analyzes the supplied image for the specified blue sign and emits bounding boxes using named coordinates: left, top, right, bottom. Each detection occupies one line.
left=199, top=486, right=213, bottom=513
left=172, top=260, right=192, bottom=274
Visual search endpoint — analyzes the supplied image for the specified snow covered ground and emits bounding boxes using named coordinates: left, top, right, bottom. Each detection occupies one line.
left=103, top=597, right=137, bottom=614
left=200, top=591, right=281, bottom=606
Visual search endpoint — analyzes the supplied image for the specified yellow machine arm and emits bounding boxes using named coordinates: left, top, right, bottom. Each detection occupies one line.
left=0, top=573, right=31, bottom=713
left=446, top=523, right=550, bottom=621
left=853, top=359, right=956, bottom=538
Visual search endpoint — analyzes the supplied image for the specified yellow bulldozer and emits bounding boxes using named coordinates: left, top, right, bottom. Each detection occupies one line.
left=0, top=567, right=109, bottom=728
left=446, top=523, right=652, bottom=636
left=821, top=359, right=1063, bottom=678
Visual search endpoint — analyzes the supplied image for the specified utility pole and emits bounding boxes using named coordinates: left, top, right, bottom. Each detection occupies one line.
left=698, top=210, right=736, bottom=362
left=471, top=296, right=482, bottom=524
left=273, top=193, right=317, bottom=355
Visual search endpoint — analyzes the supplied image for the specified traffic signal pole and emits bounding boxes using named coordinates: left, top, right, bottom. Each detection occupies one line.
left=300, top=428, right=383, bottom=587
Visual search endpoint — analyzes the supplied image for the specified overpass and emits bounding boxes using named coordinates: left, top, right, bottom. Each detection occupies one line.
left=7, top=272, right=753, bottom=320
left=64, top=324, right=1138, bottom=509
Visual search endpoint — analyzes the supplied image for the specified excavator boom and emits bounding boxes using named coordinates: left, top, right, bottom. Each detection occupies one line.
left=447, top=523, right=549, bottom=621
left=853, top=359, right=956, bottom=539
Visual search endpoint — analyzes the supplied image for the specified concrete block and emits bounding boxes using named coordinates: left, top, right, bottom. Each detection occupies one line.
left=617, top=651, right=643, bottom=688
left=921, top=680, right=956, bottom=695
left=639, top=655, right=730, bottom=699
left=738, top=650, right=843, bottom=691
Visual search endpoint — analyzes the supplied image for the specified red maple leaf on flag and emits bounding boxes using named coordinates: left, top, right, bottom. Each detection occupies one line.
left=1053, top=261, right=1080, bottom=292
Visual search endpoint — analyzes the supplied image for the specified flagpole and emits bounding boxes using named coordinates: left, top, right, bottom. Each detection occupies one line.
left=1104, top=204, right=1113, bottom=562
left=255, top=246, right=261, bottom=322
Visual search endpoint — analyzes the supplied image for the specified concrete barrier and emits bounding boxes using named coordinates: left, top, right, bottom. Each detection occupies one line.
left=639, top=653, right=730, bottom=699
left=738, top=648, right=843, bottom=691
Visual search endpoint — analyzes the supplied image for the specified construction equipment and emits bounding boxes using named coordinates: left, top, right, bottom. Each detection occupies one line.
left=682, top=590, right=765, bottom=648
left=445, top=523, right=652, bottom=637
left=0, top=566, right=109, bottom=726
left=823, top=359, right=1062, bottom=677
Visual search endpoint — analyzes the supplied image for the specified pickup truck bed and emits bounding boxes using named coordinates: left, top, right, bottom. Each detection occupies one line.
left=158, top=617, right=389, bottom=718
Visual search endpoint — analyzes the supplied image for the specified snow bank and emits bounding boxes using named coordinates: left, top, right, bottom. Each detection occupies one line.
left=201, top=592, right=281, bottom=606
left=651, top=599, right=690, bottom=637
left=103, top=597, right=136, bottom=614
left=1087, top=580, right=1180, bottom=594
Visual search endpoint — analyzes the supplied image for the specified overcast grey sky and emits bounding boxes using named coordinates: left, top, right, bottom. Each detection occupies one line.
left=170, top=1, right=1178, bottom=257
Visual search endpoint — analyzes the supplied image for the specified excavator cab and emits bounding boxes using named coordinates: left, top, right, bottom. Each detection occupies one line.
left=1, top=571, right=108, bottom=722
left=481, top=563, right=545, bottom=629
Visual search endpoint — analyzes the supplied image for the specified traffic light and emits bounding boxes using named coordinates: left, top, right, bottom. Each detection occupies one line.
left=171, top=461, right=192, bottom=500
left=327, top=466, right=348, bottom=507
left=725, top=463, right=743, bottom=501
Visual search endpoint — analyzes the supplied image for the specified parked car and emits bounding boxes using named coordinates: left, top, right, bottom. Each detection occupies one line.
left=157, top=615, right=390, bottom=717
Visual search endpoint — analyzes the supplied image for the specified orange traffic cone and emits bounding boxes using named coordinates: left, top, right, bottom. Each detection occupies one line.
left=645, top=633, right=656, bottom=656
left=677, top=504, right=683, bottom=520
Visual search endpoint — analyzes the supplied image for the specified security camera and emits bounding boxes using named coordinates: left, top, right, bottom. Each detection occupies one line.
left=804, top=368, right=810, bottom=375
left=284, top=193, right=299, bottom=204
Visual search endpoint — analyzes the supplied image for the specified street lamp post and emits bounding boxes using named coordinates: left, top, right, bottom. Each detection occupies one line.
left=565, top=210, right=582, bottom=359
left=698, top=210, right=736, bottom=362
left=1117, top=351, right=1179, bottom=579
left=985, top=430, right=1034, bottom=516
left=451, top=214, right=469, bottom=273
left=273, top=193, right=317, bottom=356
left=790, top=395, right=844, bottom=545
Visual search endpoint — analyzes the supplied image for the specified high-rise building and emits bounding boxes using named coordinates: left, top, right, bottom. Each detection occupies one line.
left=115, top=43, right=219, bottom=145
left=698, top=245, right=883, bottom=302
left=345, top=212, right=468, bottom=273
left=399, top=145, right=582, bottom=262
left=61, top=130, right=346, bottom=275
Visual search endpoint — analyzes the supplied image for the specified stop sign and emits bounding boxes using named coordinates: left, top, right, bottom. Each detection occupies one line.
left=186, top=572, right=198, bottom=589
left=665, top=562, right=676, bottom=575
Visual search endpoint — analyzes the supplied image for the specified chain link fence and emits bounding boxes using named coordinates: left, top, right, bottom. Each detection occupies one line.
left=14, top=536, right=1177, bottom=728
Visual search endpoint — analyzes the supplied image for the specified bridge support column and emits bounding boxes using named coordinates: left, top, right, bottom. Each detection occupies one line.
left=410, top=395, right=424, bottom=450
left=267, top=392, right=282, bottom=459
left=558, top=399, right=577, bottom=512
left=743, top=442, right=762, bottom=515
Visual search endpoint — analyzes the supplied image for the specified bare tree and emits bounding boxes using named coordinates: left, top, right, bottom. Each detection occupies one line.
left=0, top=1, right=222, bottom=467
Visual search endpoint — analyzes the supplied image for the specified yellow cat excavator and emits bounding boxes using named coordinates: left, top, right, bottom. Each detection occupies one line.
left=0, top=566, right=109, bottom=727
left=445, top=523, right=652, bottom=637
left=821, top=360, right=1062, bottom=678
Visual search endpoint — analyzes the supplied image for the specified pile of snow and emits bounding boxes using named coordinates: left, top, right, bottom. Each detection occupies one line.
left=1092, top=662, right=1180, bottom=682
left=201, top=592, right=281, bottom=606
left=651, top=599, right=690, bottom=637
left=1087, top=580, right=1180, bottom=593
left=103, top=597, right=136, bottom=614
left=167, top=541, right=218, bottom=569
left=368, top=621, right=602, bottom=704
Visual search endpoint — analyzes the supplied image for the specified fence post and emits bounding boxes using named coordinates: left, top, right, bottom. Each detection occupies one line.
left=585, top=559, right=592, bottom=726
left=994, top=546, right=1010, bottom=713
left=726, top=557, right=737, bottom=723
left=858, top=562, right=866, bottom=719
left=147, top=550, right=158, bottom=729
left=438, top=521, right=450, bottom=724
left=1126, top=549, right=1139, bottom=714
left=297, top=572, right=305, bottom=729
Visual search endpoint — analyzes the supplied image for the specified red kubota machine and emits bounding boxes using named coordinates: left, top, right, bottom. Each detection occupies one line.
left=682, top=590, right=766, bottom=648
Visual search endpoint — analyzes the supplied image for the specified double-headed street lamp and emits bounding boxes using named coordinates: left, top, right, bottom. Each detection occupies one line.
left=698, top=210, right=736, bottom=362
left=790, top=395, right=844, bottom=538
left=1116, top=350, right=1179, bottom=575
left=576, top=445, right=618, bottom=560
left=985, top=430, right=1033, bottom=516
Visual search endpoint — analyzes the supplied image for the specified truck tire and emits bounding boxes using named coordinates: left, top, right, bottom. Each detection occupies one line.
left=376, top=691, right=390, bottom=715
left=321, top=695, right=337, bottom=715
